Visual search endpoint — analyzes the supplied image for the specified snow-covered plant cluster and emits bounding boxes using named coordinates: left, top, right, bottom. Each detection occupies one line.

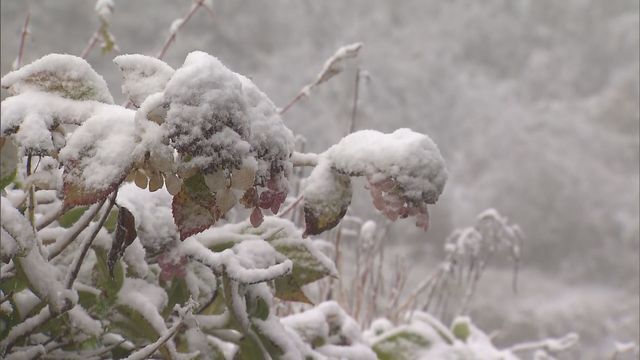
left=0, top=3, right=590, bottom=358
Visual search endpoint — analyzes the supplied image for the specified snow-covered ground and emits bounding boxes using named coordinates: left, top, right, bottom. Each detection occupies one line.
left=1, top=0, right=638, bottom=357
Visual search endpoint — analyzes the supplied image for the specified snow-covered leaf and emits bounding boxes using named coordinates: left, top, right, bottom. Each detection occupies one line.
left=326, top=128, right=447, bottom=231
left=303, top=160, right=352, bottom=236
left=172, top=174, right=220, bottom=240
left=0, top=137, right=18, bottom=189
left=107, top=206, right=137, bottom=276
left=113, top=54, right=174, bottom=107
left=60, top=106, right=140, bottom=208
left=1, top=54, right=114, bottom=103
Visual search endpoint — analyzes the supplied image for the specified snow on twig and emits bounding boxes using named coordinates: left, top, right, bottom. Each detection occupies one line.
left=280, top=42, right=363, bottom=115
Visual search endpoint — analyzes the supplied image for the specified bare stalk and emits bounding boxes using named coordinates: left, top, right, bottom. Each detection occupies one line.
left=80, top=29, right=100, bottom=59
left=348, top=68, right=362, bottom=134
left=14, top=9, right=31, bottom=69
left=278, top=195, right=304, bottom=219
left=64, top=191, right=118, bottom=289
left=156, top=0, right=205, bottom=60
left=46, top=200, right=106, bottom=260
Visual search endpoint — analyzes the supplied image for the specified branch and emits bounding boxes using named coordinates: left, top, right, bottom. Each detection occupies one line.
left=0, top=306, right=52, bottom=355
left=64, top=191, right=118, bottom=289
left=80, top=29, right=100, bottom=59
left=35, top=203, right=65, bottom=230
left=348, top=68, right=362, bottom=134
left=156, top=0, right=206, bottom=60
left=277, top=195, right=304, bottom=218
left=508, top=332, right=579, bottom=354
left=291, top=151, right=319, bottom=167
left=13, top=9, right=31, bottom=69
left=46, top=200, right=106, bottom=260
left=279, top=42, right=363, bottom=115
left=125, top=303, right=195, bottom=360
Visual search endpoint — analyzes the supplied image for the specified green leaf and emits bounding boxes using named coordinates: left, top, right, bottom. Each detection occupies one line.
left=93, top=248, right=124, bottom=304
left=172, top=174, right=220, bottom=240
left=103, top=208, right=119, bottom=233
left=272, top=242, right=333, bottom=303
left=302, top=162, right=352, bottom=236
left=1, top=54, right=114, bottom=103
left=58, top=206, right=89, bottom=228
left=372, top=328, right=432, bottom=360
left=113, top=304, right=171, bottom=359
left=0, top=137, right=18, bottom=189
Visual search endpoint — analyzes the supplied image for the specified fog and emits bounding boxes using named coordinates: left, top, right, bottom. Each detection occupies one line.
left=2, top=0, right=638, bottom=358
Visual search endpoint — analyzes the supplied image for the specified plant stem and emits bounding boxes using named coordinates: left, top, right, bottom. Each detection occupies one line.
left=80, top=29, right=100, bottom=59
left=348, top=68, right=361, bottom=134
left=64, top=191, right=118, bottom=289
left=156, top=0, right=204, bottom=60
left=14, top=9, right=31, bottom=69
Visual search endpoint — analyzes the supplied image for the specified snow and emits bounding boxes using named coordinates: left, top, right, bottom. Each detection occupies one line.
left=113, top=54, right=174, bottom=107
left=117, top=183, right=179, bottom=252
left=1, top=92, right=101, bottom=154
left=68, top=304, right=102, bottom=336
left=1, top=54, right=114, bottom=104
left=180, top=237, right=293, bottom=284
left=12, top=290, right=40, bottom=318
left=59, top=105, right=140, bottom=191
left=94, top=0, right=114, bottom=22
left=326, top=128, right=447, bottom=203
left=163, top=51, right=252, bottom=173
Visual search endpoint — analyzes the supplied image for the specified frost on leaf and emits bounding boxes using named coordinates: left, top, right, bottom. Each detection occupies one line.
left=172, top=174, right=220, bottom=240
left=1, top=54, right=114, bottom=103
left=327, top=128, right=447, bottom=231
left=60, top=106, right=141, bottom=208
left=303, top=160, right=353, bottom=236
left=113, top=54, right=175, bottom=107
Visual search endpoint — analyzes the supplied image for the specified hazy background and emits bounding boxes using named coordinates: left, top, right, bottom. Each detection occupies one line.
left=2, top=0, right=638, bottom=358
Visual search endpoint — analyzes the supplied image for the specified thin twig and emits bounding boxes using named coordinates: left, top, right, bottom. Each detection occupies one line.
left=277, top=195, right=303, bottom=218
left=156, top=0, right=205, bottom=60
left=0, top=306, right=52, bottom=354
left=80, top=29, right=100, bottom=59
left=35, top=203, right=65, bottom=231
left=46, top=200, right=106, bottom=260
left=14, top=9, right=31, bottom=69
left=348, top=68, right=361, bottom=134
left=64, top=191, right=118, bottom=289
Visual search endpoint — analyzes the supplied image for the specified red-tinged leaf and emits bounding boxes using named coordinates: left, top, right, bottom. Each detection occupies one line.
left=63, top=176, right=122, bottom=209
left=172, top=174, right=220, bottom=240
left=250, top=207, right=264, bottom=227
left=259, top=190, right=274, bottom=209
left=107, top=206, right=137, bottom=276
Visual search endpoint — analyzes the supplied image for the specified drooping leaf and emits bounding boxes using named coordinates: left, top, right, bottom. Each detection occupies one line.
left=1, top=53, right=114, bottom=103
left=107, top=206, right=137, bottom=276
left=0, top=137, right=18, bottom=189
left=302, top=161, right=352, bottom=236
left=172, top=174, right=220, bottom=240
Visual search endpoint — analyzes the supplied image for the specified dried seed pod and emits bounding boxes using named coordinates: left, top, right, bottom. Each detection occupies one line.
left=134, top=169, right=148, bottom=189
left=164, top=172, right=182, bottom=195
left=148, top=170, right=164, bottom=192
